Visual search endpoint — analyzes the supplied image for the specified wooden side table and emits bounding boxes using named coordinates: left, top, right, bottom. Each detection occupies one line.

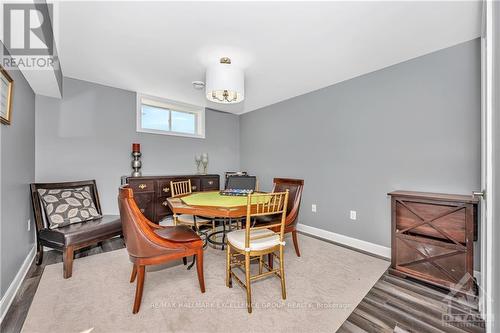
left=388, top=190, right=479, bottom=294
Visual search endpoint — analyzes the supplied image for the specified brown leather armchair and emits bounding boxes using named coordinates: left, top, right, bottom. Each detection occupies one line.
left=118, top=185, right=205, bottom=314
left=256, top=178, right=304, bottom=262
left=272, top=178, right=304, bottom=256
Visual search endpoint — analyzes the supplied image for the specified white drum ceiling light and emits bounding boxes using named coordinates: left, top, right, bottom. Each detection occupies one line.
left=205, top=57, right=244, bottom=104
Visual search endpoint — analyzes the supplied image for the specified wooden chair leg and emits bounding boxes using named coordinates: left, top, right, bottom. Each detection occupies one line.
left=292, top=230, right=301, bottom=257
left=226, top=245, right=232, bottom=288
left=196, top=249, right=205, bottom=293
left=259, top=255, right=263, bottom=274
left=182, top=257, right=187, bottom=265
left=245, top=253, right=252, bottom=313
left=133, top=265, right=145, bottom=314
left=130, top=264, right=137, bottom=283
left=62, top=246, right=74, bottom=279
left=268, top=253, right=273, bottom=269
left=279, top=245, right=286, bottom=300
left=35, top=242, right=43, bottom=265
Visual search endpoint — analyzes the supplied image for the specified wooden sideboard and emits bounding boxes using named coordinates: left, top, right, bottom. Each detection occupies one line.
left=388, top=190, right=478, bottom=293
left=121, top=174, right=220, bottom=223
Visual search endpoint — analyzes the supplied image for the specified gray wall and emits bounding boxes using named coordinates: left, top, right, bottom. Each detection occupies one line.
left=240, top=39, right=481, bottom=250
left=35, top=77, right=240, bottom=215
left=0, top=45, right=36, bottom=296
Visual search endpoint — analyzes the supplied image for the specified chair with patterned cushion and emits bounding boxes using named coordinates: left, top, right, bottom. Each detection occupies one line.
left=30, top=180, right=122, bottom=278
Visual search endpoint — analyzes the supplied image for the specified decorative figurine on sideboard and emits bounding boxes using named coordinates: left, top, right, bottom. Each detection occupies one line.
left=195, top=154, right=202, bottom=174
left=131, top=143, right=142, bottom=177
left=201, top=153, right=209, bottom=174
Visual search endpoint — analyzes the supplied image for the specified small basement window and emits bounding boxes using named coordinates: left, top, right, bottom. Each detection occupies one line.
left=136, top=94, right=205, bottom=138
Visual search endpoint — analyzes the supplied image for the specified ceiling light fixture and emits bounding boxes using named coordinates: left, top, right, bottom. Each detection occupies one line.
left=205, top=57, right=244, bottom=104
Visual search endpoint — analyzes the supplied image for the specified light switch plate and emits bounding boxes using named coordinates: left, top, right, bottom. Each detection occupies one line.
left=350, top=210, right=357, bottom=220
left=312, top=204, right=317, bottom=213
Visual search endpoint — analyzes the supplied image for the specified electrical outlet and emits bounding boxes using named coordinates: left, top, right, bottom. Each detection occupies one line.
left=350, top=210, right=357, bottom=220
left=311, top=204, right=317, bottom=213
left=27, top=219, right=31, bottom=231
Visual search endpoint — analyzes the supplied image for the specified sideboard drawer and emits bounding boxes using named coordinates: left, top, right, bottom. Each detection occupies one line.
left=188, top=178, right=201, bottom=192
left=133, top=192, right=155, bottom=221
left=158, top=180, right=174, bottom=196
left=157, top=196, right=171, bottom=215
left=129, top=180, right=155, bottom=193
left=201, top=177, right=219, bottom=190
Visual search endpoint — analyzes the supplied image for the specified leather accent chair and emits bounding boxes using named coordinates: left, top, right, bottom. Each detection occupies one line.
left=118, top=185, right=205, bottom=314
left=257, top=178, right=304, bottom=259
left=30, top=180, right=122, bottom=279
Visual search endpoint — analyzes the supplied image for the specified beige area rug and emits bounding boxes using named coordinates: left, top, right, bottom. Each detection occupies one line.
left=22, top=235, right=389, bottom=333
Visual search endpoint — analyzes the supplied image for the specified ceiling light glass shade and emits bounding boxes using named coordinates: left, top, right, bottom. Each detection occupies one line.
left=205, top=61, right=244, bottom=104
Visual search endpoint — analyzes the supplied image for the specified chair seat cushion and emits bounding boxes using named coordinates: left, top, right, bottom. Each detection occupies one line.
left=38, top=215, right=121, bottom=247
left=154, top=226, right=200, bottom=243
left=176, top=214, right=211, bottom=225
left=227, top=229, right=281, bottom=252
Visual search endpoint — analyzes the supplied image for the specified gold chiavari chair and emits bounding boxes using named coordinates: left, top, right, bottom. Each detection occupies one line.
left=170, top=180, right=215, bottom=233
left=225, top=190, right=289, bottom=313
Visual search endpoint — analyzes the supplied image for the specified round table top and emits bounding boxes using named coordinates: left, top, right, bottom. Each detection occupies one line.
left=181, top=191, right=249, bottom=208
left=180, top=191, right=271, bottom=208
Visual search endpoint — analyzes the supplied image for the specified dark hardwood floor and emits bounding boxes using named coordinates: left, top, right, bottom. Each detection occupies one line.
left=338, top=272, right=485, bottom=333
left=1, top=236, right=485, bottom=333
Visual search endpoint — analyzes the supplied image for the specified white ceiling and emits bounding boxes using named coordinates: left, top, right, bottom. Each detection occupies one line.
left=54, top=1, right=481, bottom=114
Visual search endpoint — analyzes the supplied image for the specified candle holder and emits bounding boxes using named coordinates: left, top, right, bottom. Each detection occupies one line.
left=131, top=143, right=142, bottom=177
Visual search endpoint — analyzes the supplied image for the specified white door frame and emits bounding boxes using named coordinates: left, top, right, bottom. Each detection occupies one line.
left=480, top=1, right=494, bottom=330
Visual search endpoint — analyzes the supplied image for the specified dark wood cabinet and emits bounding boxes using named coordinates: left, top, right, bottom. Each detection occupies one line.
left=388, top=191, right=478, bottom=293
left=122, top=174, right=220, bottom=223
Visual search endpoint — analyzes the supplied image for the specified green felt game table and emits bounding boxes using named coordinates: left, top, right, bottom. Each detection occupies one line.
left=167, top=191, right=271, bottom=219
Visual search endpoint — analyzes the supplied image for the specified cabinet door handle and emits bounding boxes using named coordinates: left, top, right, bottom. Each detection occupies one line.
left=138, top=184, right=147, bottom=190
left=208, top=181, right=214, bottom=185
left=163, top=187, right=170, bottom=193
left=192, top=186, right=197, bottom=190
left=162, top=201, right=168, bottom=207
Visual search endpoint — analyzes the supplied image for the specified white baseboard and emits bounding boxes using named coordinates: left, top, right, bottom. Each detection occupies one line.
left=296, top=223, right=391, bottom=259
left=0, top=245, right=36, bottom=323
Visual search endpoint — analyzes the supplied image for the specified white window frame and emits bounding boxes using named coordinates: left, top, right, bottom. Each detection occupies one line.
left=136, top=93, right=205, bottom=139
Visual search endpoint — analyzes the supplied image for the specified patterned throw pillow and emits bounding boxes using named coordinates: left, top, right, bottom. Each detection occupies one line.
left=38, top=187, right=101, bottom=229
